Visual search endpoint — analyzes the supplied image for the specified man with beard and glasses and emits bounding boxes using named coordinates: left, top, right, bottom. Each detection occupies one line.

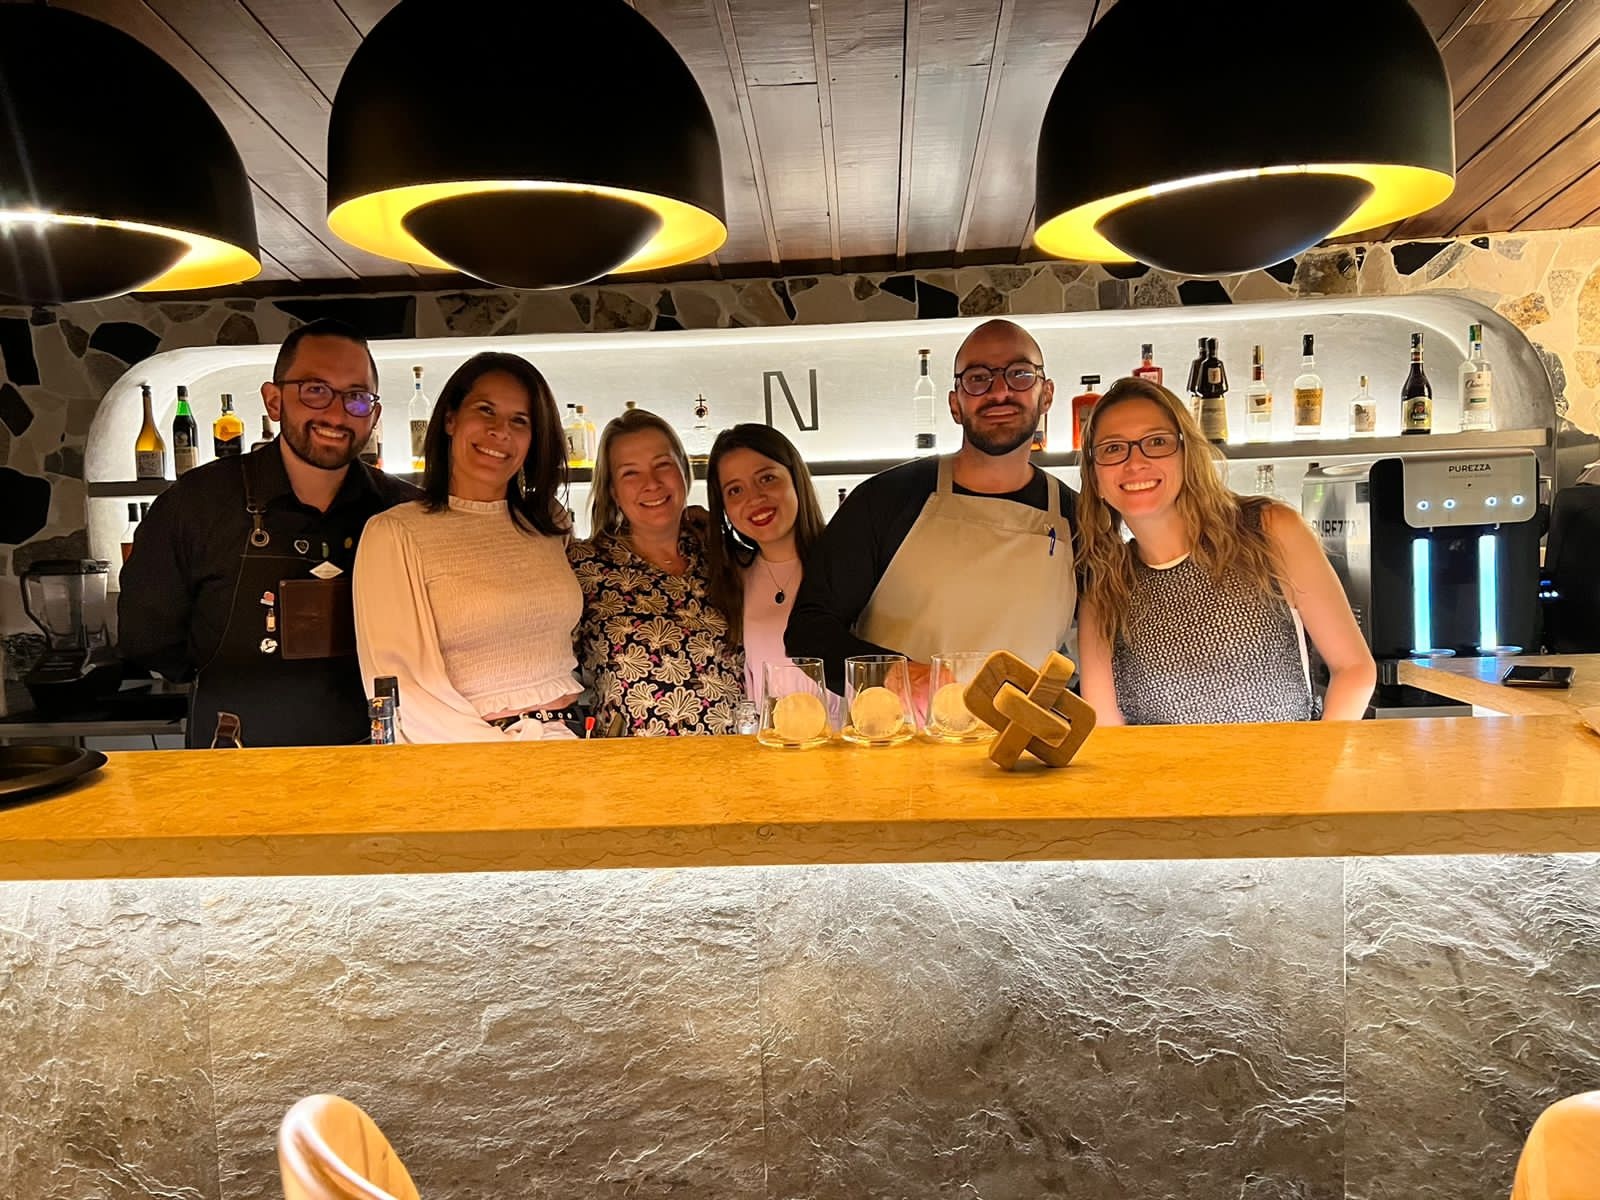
left=119, top=319, right=420, bottom=748
left=787, top=319, right=1079, bottom=696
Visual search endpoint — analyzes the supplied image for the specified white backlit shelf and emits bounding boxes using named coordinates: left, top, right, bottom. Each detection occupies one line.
left=83, top=427, right=1552, bottom=497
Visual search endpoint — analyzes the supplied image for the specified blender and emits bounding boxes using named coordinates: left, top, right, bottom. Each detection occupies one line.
left=19, top=559, right=122, bottom=713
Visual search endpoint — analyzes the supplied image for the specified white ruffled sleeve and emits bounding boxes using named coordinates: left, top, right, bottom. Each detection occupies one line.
left=354, top=511, right=520, bottom=744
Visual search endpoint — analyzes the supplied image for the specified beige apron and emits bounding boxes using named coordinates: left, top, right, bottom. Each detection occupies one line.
left=856, top=456, right=1077, bottom=664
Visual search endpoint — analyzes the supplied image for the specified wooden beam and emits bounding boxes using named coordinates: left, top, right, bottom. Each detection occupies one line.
left=807, top=1, right=843, bottom=266
left=817, top=0, right=904, bottom=262
left=896, top=0, right=922, bottom=264
left=954, top=0, right=1016, bottom=255
left=239, top=0, right=365, bottom=101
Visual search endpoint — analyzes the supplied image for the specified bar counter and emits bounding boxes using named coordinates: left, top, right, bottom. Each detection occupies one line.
left=3, top=712, right=1597, bottom=881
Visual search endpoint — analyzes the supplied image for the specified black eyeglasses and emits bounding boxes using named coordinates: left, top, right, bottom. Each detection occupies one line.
left=1088, top=431, right=1183, bottom=465
left=955, top=361, right=1044, bottom=396
left=275, top=379, right=379, bottom=417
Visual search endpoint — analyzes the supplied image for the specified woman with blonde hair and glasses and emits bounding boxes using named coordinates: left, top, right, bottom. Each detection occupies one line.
left=1074, top=376, right=1374, bottom=725
left=567, top=407, right=744, bottom=736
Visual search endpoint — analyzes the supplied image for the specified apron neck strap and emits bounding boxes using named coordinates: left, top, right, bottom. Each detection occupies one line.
left=241, top=455, right=270, bottom=549
left=936, top=454, right=955, bottom=494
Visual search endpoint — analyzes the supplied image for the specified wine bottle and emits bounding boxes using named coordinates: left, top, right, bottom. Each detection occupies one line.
left=408, top=365, right=430, bottom=471
left=1198, top=338, right=1228, bottom=444
left=1132, top=342, right=1163, bottom=386
left=1458, top=323, right=1493, bottom=432
left=1292, top=334, right=1323, bottom=440
left=134, top=383, right=167, bottom=479
left=1185, top=336, right=1206, bottom=421
left=1071, top=375, right=1102, bottom=451
left=912, top=348, right=937, bottom=452
left=1349, top=375, right=1377, bottom=437
left=172, top=386, right=199, bottom=475
left=120, top=502, right=140, bottom=563
left=213, top=393, right=244, bottom=457
left=1401, top=332, right=1432, bottom=435
left=250, top=414, right=275, bottom=452
left=1245, top=345, right=1272, bottom=442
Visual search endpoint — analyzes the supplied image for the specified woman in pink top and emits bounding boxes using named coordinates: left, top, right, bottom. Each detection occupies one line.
left=705, top=424, right=827, bottom=701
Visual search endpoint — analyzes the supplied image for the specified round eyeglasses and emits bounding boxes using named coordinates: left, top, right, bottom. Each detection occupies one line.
left=1088, top=431, right=1183, bottom=465
left=275, top=379, right=379, bottom=417
left=955, top=361, right=1043, bottom=396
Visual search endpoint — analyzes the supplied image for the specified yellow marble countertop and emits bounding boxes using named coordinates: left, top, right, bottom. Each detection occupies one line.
left=1399, top=654, right=1600, bottom=717
left=2, top=715, right=1598, bottom=881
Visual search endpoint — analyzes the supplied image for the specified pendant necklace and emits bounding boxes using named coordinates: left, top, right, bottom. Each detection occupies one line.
left=761, top=556, right=798, bottom=605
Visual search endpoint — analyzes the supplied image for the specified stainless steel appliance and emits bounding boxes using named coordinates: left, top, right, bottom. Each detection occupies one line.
left=19, top=559, right=122, bottom=713
left=1303, top=450, right=1541, bottom=717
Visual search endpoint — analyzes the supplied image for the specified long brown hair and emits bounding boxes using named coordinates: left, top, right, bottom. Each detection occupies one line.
left=421, top=352, right=568, bottom=535
left=704, top=423, right=827, bottom=647
left=1076, top=376, right=1285, bottom=644
left=588, top=406, right=691, bottom=538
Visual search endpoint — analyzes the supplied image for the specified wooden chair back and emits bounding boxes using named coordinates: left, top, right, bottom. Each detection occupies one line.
left=278, top=1094, right=421, bottom=1200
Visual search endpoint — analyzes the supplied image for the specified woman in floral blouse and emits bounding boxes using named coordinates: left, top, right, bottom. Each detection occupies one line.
left=568, top=407, right=745, bottom=736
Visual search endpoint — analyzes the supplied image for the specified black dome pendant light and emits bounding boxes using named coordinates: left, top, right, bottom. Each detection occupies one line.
left=0, top=7, right=260, bottom=304
left=326, top=0, right=727, bottom=289
left=1034, top=0, right=1455, bottom=278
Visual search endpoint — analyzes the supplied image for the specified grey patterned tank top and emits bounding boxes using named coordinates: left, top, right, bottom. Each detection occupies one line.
left=1110, top=549, right=1317, bottom=725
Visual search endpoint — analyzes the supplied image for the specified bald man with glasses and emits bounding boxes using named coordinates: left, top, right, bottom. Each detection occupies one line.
left=787, top=318, right=1079, bottom=696
left=119, top=318, right=420, bottom=748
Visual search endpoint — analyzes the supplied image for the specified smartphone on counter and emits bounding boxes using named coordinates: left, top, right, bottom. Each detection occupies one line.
left=1501, top=665, right=1576, bottom=688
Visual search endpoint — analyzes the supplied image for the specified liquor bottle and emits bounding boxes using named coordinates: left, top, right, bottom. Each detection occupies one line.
left=213, top=393, right=244, bottom=458
left=372, top=675, right=400, bottom=745
left=563, top=404, right=586, bottom=467
left=837, top=487, right=848, bottom=509
left=575, top=405, right=597, bottom=465
left=408, top=365, right=430, bottom=471
left=360, top=411, right=383, bottom=468
left=250, top=414, right=275, bottom=452
left=1401, top=331, right=1433, bottom=435
left=1252, top=464, right=1281, bottom=501
left=134, top=383, right=167, bottom=479
left=1349, top=375, right=1377, bottom=437
left=172, top=386, right=199, bottom=475
left=1198, top=339, right=1228, bottom=444
left=1071, top=375, right=1102, bottom=451
left=1292, top=334, right=1324, bottom=440
left=1185, top=336, right=1207, bottom=421
left=912, top=347, right=937, bottom=452
left=1133, top=343, right=1163, bottom=386
left=1245, top=345, right=1272, bottom=442
left=688, top=394, right=711, bottom=468
left=1458, top=323, right=1493, bottom=432
left=120, top=502, right=140, bottom=563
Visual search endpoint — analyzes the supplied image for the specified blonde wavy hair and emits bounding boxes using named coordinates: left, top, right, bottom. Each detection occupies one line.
left=1076, top=376, right=1285, bottom=645
left=588, top=407, right=692, bottom=537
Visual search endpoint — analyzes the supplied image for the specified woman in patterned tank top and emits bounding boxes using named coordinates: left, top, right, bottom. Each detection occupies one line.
left=1074, top=377, right=1374, bottom=725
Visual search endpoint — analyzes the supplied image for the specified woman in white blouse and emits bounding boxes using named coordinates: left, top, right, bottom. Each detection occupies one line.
left=354, top=352, right=584, bottom=742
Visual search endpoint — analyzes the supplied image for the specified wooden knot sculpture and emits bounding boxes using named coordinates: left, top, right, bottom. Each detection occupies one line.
left=961, top=650, right=1097, bottom=770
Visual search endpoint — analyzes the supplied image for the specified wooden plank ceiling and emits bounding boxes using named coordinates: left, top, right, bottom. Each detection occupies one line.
left=32, top=0, right=1600, bottom=288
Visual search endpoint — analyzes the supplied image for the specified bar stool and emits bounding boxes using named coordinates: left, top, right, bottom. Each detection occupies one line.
left=278, top=1094, right=420, bottom=1200
left=1511, top=1090, right=1600, bottom=1200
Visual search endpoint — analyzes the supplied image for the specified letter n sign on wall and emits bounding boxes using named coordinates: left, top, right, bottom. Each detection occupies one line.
left=763, top=369, right=820, bottom=432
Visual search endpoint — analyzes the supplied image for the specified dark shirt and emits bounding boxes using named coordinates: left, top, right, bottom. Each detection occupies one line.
left=786, top=456, right=1078, bottom=690
left=118, top=441, right=420, bottom=684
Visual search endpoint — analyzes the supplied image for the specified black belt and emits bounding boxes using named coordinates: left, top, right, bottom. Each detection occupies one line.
left=489, top=704, right=586, bottom=731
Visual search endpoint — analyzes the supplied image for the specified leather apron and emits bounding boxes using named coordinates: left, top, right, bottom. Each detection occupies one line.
left=188, top=456, right=366, bottom=749
left=855, top=456, right=1077, bottom=665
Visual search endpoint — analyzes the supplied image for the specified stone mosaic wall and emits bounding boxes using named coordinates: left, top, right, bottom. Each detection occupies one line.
left=2, top=856, right=1595, bottom=1200
left=3, top=227, right=1600, bottom=644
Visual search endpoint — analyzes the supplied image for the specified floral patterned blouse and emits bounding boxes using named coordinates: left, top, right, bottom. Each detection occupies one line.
left=568, top=530, right=746, bottom=736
